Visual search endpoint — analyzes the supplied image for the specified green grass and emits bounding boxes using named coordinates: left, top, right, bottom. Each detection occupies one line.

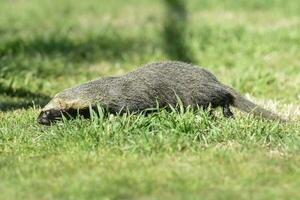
left=0, top=0, right=300, bottom=199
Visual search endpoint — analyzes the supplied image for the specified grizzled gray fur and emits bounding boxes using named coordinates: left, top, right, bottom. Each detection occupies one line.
left=38, top=61, right=283, bottom=125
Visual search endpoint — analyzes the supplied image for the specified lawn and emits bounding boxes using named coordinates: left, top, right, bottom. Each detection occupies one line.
left=0, top=0, right=300, bottom=199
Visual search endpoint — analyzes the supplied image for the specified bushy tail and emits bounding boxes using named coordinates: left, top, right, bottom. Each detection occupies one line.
left=224, top=86, right=285, bottom=122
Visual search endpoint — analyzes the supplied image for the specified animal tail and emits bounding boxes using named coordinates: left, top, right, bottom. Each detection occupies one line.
left=224, top=86, right=286, bottom=122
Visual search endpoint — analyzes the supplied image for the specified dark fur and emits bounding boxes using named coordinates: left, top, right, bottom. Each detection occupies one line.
left=38, top=61, right=283, bottom=125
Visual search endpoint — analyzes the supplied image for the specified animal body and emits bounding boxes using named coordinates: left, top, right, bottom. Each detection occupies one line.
left=38, top=61, right=283, bottom=125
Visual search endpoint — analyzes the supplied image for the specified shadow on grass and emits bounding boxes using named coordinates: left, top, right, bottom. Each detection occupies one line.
left=163, top=0, right=195, bottom=62
left=0, top=84, right=50, bottom=111
left=0, top=101, right=42, bottom=112
left=0, top=30, right=156, bottom=86
left=1, top=32, right=150, bottom=62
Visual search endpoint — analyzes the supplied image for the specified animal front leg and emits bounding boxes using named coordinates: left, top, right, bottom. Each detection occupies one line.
left=222, top=104, right=234, bottom=118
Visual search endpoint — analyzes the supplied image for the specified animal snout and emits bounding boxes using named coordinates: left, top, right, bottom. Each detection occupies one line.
left=37, top=109, right=65, bottom=125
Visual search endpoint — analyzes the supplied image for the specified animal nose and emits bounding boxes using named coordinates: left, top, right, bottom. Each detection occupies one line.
left=37, top=117, right=50, bottom=125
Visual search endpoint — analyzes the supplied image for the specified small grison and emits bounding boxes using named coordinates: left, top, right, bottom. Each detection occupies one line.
left=37, top=61, right=284, bottom=125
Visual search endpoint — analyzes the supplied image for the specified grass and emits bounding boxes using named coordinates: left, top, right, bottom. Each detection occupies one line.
left=0, top=0, right=300, bottom=199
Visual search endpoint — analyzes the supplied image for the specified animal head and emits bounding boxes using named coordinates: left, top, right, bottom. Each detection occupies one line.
left=37, top=96, right=96, bottom=125
left=37, top=109, right=64, bottom=125
left=37, top=97, right=79, bottom=125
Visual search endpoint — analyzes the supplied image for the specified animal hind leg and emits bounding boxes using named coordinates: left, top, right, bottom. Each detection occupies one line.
left=222, top=104, right=234, bottom=118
